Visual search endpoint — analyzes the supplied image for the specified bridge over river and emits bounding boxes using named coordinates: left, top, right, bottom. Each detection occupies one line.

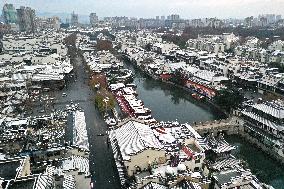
left=192, top=116, right=244, bottom=136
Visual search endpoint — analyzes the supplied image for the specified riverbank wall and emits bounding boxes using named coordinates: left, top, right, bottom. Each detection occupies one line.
left=194, top=114, right=284, bottom=164
left=194, top=116, right=284, bottom=164
left=239, top=132, right=284, bottom=164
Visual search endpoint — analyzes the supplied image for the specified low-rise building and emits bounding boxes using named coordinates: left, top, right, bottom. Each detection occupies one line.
left=213, top=169, right=264, bottom=189
left=110, top=119, right=166, bottom=177
left=242, top=100, right=284, bottom=159
left=110, top=118, right=213, bottom=188
left=268, top=40, right=284, bottom=51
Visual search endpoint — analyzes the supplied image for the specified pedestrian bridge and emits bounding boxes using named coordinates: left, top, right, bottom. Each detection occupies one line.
left=192, top=116, right=244, bottom=136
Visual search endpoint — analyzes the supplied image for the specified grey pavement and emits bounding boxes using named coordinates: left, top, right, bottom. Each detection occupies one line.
left=52, top=56, right=121, bottom=189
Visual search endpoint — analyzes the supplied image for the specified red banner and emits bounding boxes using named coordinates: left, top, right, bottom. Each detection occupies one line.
left=182, top=146, right=195, bottom=159
left=186, top=80, right=216, bottom=97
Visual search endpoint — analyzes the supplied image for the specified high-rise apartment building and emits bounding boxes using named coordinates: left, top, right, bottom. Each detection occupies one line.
left=71, top=11, right=79, bottom=26
left=90, top=13, right=98, bottom=26
left=258, top=14, right=276, bottom=24
left=35, top=16, right=60, bottom=30
left=2, top=4, right=17, bottom=24
left=167, top=14, right=180, bottom=20
left=276, top=15, right=282, bottom=22
left=16, top=6, right=35, bottom=32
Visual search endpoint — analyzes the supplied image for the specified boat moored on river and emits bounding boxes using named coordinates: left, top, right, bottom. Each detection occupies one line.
left=111, top=85, right=156, bottom=122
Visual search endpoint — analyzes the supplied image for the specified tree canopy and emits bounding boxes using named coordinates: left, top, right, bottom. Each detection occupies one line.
left=64, top=33, right=77, bottom=46
left=162, top=34, right=189, bottom=49
left=89, top=74, right=107, bottom=89
left=183, top=26, right=284, bottom=41
left=96, top=40, right=113, bottom=51
left=94, top=88, right=116, bottom=114
left=214, top=88, right=244, bottom=113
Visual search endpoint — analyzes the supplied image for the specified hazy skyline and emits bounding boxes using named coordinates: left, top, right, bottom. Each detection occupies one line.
left=1, top=0, right=283, bottom=19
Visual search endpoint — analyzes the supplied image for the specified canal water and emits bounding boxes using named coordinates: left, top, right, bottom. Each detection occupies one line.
left=226, top=135, right=284, bottom=189
left=125, top=61, right=284, bottom=189
left=124, top=61, right=225, bottom=123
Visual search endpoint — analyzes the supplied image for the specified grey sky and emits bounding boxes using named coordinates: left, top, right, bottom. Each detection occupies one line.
left=1, top=0, right=283, bottom=18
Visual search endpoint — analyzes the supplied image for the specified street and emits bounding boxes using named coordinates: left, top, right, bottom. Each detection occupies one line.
left=52, top=55, right=121, bottom=189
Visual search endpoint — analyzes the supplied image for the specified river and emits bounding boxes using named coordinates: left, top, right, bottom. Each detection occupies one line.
left=226, top=135, right=284, bottom=189
left=124, top=61, right=225, bottom=123
left=125, top=60, right=284, bottom=189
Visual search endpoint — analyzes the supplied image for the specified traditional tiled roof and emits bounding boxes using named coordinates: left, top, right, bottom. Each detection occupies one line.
left=33, top=174, right=53, bottom=189
left=73, top=111, right=89, bottom=151
left=211, top=157, right=241, bottom=171
left=252, top=101, right=284, bottom=119
left=242, top=110, right=284, bottom=132
left=171, top=180, right=202, bottom=189
left=206, top=135, right=236, bottom=154
left=114, top=119, right=164, bottom=161
left=141, top=182, right=167, bottom=189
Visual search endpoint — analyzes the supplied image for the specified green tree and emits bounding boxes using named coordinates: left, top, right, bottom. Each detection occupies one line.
left=94, top=88, right=116, bottom=114
left=161, top=34, right=188, bottom=49
left=170, top=68, right=184, bottom=85
left=89, top=74, right=107, bottom=90
left=214, top=88, right=244, bottom=113
left=145, top=43, right=152, bottom=51
left=64, top=33, right=77, bottom=47
left=269, top=62, right=284, bottom=73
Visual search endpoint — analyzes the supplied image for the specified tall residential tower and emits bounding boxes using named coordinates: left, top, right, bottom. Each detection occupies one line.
left=90, top=13, right=98, bottom=27
left=71, top=11, right=79, bottom=26
left=2, top=4, right=17, bottom=24
left=16, top=6, right=35, bottom=32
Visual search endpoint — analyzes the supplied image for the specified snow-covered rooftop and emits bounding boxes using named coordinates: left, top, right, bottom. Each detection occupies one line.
left=114, top=120, right=164, bottom=161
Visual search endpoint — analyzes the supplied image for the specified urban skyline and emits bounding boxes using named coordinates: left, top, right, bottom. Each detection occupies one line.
left=0, top=0, right=284, bottom=19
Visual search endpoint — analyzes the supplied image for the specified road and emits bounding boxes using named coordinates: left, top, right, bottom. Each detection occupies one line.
left=52, top=55, right=121, bottom=189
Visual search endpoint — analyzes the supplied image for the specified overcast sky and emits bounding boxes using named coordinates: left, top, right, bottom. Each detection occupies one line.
left=1, top=0, right=283, bottom=18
